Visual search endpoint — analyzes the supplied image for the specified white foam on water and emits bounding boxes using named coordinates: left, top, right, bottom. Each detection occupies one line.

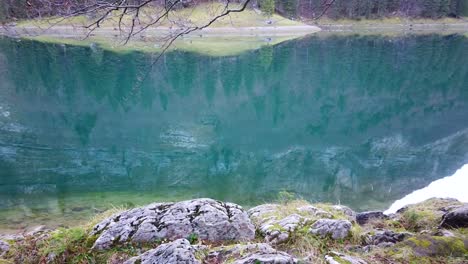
left=384, top=164, right=468, bottom=214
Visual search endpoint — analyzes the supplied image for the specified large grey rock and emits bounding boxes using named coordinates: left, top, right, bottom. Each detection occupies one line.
left=0, top=239, right=9, bottom=257
left=91, top=198, right=255, bottom=250
left=206, top=243, right=297, bottom=264
left=309, top=219, right=352, bottom=240
left=440, top=205, right=468, bottom=228
left=356, top=211, right=387, bottom=225
left=325, top=251, right=367, bottom=264
left=258, top=214, right=311, bottom=244
left=124, top=239, right=200, bottom=264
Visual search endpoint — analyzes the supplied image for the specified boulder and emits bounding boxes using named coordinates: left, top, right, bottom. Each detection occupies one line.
left=90, top=198, right=255, bottom=250
left=356, top=211, right=387, bottom=225
left=309, top=219, right=352, bottom=240
left=440, top=205, right=468, bottom=228
left=261, top=214, right=312, bottom=244
left=255, top=213, right=312, bottom=244
left=124, top=239, right=200, bottom=264
left=206, top=243, right=297, bottom=264
left=325, top=251, right=367, bottom=264
left=0, top=239, right=9, bottom=257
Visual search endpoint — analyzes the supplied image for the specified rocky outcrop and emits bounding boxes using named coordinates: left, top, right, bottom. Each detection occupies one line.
left=0, top=239, right=9, bottom=257
left=90, top=198, right=255, bottom=250
left=259, top=214, right=312, bottom=244
left=440, top=205, right=468, bottom=228
left=356, top=211, right=387, bottom=225
left=124, top=239, right=200, bottom=264
left=309, top=219, right=352, bottom=240
left=206, top=243, right=297, bottom=264
left=325, top=251, right=367, bottom=264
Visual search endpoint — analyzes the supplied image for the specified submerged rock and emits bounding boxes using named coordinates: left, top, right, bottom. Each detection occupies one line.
left=440, top=205, right=468, bottom=228
left=309, top=219, right=352, bottom=240
left=206, top=243, right=297, bottom=264
left=325, top=251, right=367, bottom=264
left=124, top=239, right=200, bottom=264
left=90, top=198, right=255, bottom=250
left=356, top=211, right=387, bottom=225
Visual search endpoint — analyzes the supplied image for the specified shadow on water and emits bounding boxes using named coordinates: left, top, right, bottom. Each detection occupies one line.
left=0, top=34, right=467, bottom=231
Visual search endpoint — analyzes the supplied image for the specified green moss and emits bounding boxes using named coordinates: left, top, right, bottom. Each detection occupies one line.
left=403, top=235, right=468, bottom=257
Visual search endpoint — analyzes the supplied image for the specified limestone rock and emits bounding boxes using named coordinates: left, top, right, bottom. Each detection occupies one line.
left=206, top=243, right=296, bottom=264
left=247, top=204, right=280, bottom=224
left=233, top=252, right=298, bottom=264
left=91, top=198, right=255, bottom=250
left=309, top=219, right=352, bottom=240
left=124, top=239, right=200, bottom=264
left=325, top=251, right=367, bottom=264
left=0, top=239, right=9, bottom=257
left=259, top=214, right=311, bottom=244
left=297, top=205, right=334, bottom=218
left=332, top=205, right=356, bottom=220
left=356, top=211, right=387, bottom=225
left=440, top=205, right=468, bottom=228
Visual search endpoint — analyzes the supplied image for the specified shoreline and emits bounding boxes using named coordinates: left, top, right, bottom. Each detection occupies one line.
left=1, top=197, right=467, bottom=263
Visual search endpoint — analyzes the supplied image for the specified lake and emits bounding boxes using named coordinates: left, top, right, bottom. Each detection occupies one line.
left=0, top=34, right=467, bottom=232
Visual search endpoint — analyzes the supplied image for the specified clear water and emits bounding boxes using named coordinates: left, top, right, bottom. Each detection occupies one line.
left=0, top=34, right=467, bottom=232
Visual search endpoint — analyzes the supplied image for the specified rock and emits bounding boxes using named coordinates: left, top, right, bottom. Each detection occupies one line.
left=124, top=239, right=200, bottom=264
left=91, top=198, right=255, bottom=250
left=434, top=229, right=456, bottom=237
left=259, top=214, right=311, bottom=244
left=25, top=225, right=49, bottom=236
left=332, top=205, right=356, bottom=220
left=325, top=251, right=367, bottom=264
left=0, top=239, right=9, bottom=257
left=233, top=252, right=298, bottom=264
left=247, top=204, right=280, bottom=223
left=364, top=229, right=412, bottom=246
left=402, top=235, right=468, bottom=257
left=440, top=205, right=468, bottom=228
left=356, top=211, right=387, bottom=225
left=206, top=243, right=297, bottom=264
left=309, top=219, right=352, bottom=240
left=297, top=205, right=334, bottom=218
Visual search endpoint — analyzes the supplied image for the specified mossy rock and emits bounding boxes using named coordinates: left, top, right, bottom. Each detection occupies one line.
left=402, top=235, right=468, bottom=257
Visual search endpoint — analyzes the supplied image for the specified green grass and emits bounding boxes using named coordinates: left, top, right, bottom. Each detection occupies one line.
left=16, top=3, right=303, bottom=29
left=23, top=34, right=302, bottom=57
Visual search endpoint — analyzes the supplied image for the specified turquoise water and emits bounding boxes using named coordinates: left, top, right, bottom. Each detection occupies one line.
left=0, top=34, right=467, bottom=231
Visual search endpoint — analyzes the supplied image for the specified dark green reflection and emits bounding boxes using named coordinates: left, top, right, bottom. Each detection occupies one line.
left=0, top=34, right=467, bottom=230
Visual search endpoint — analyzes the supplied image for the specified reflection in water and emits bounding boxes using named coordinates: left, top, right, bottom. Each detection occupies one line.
left=0, top=34, right=468, bottom=231
left=385, top=163, right=468, bottom=214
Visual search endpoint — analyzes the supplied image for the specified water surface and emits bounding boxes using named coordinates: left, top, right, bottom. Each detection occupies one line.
left=0, top=34, right=467, bottom=232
